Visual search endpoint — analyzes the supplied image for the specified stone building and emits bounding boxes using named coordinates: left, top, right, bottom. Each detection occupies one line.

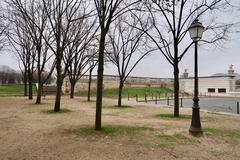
left=62, top=75, right=173, bottom=94
left=179, top=65, right=240, bottom=96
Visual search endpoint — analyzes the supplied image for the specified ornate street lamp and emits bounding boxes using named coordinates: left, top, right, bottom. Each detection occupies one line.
left=188, top=19, right=204, bottom=136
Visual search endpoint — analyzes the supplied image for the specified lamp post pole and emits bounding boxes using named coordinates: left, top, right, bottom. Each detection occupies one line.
left=188, top=18, right=204, bottom=136
left=189, top=40, right=203, bottom=135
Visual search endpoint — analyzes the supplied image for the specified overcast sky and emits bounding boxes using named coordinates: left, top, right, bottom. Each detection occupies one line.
left=89, top=4, right=239, bottom=78
left=104, top=33, right=240, bottom=78
left=1, top=0, right=240, bottom=78
left=2, top=34, right=239, bottom=78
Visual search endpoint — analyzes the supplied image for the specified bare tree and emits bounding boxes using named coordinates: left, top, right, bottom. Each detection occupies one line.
left=25, top=37, right=36, bottom=100
left=0, top=67, right=22, bottom=84
left=65, top=14, right=98, bottom=99
left=94, top=0, right=141, bottom=130
left=132, top=0, right=233, bottom=117
left=8, top=33, right=28, bottom=96
left=25, top=0, right=55, bottom=104
left=0, top=6, right=9, bottom=53
left=87, top=48, right=98, bottom=102
left=41, top=0, right=93, bottom=112
left=7, top=0, right=55, bottom=104
left=7, top=12, right=36, bottom=99
left=106, top=15, right=152, bottom=107
left=67, top=50, right=95, bottom=99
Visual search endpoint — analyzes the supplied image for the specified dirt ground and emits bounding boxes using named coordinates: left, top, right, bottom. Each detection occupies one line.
left=0, top=96, right=240, bottom=160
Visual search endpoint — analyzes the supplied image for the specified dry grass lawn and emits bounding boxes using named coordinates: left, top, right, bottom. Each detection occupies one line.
left=0, top=96, right=240, bottom=160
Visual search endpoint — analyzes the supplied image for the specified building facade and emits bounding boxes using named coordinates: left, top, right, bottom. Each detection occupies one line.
left=179, top=65, right=240, bottom=96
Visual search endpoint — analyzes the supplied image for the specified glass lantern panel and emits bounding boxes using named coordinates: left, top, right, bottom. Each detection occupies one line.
left=189, top=27, right=198, bottom=40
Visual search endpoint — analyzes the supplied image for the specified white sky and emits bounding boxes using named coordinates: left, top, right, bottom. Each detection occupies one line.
left=1, top=0, right=240, bottom=78
left=105, top=0, right=240, bottom=78
left=1, top=26, right=240, bottom=79
left=103, top=35, right=240, bottom=78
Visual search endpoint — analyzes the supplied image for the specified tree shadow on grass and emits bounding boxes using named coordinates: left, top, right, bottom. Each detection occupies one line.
left=154, top=113, right=192, bottom=120
left=65, top=125, right=154, bottom=136
left=103, top=105, right=134, bottom=109
left=41, top=108, right=72, bottom=114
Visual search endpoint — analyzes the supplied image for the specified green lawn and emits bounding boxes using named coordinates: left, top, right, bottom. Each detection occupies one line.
left=0, top=84, right=36, bottom=96
left=0, top=84, right=173, bottom=98
left=76, top=86, right=173, bottom=98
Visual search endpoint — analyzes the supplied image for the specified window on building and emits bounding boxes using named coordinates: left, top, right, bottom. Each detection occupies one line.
left=236, top=80, right=240, bottom=89
left=218, top=88, right=226, bottom=93
left=208, top=88, right=215, bottom=93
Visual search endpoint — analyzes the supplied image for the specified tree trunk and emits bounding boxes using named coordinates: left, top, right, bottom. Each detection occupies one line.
left=118, top=79, right=124, bottom=107
left=173, top=41, right=180, bottom=117
left=54, top=58, right=63, bottom=112
left=70, top=81, right=75, bottom=99
left=54, top=75, right=62, bottom=112
left=24, top=70, right=27, bottom=96
left=36, top=46, right=42, bottom=104
left=36, top=83, right=42, bottom=104
left=173, top=64, right=179, bottom=117
left=87, top=68, right=93, bottom=102
left=28, top=72, right=33, bottom=100
left=95, top=31, right=105, bottom=131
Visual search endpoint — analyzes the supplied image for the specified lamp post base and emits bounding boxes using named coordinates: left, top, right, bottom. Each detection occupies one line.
left=189, top=127, right=203, bottom=136
left=189, top=106, right=203, bottom=136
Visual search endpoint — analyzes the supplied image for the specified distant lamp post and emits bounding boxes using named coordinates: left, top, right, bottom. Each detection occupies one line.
left=188, top=19, right=204, bottom=136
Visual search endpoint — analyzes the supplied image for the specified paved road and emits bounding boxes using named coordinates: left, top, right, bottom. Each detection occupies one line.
left=152, top=97, right=240, bottom=114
